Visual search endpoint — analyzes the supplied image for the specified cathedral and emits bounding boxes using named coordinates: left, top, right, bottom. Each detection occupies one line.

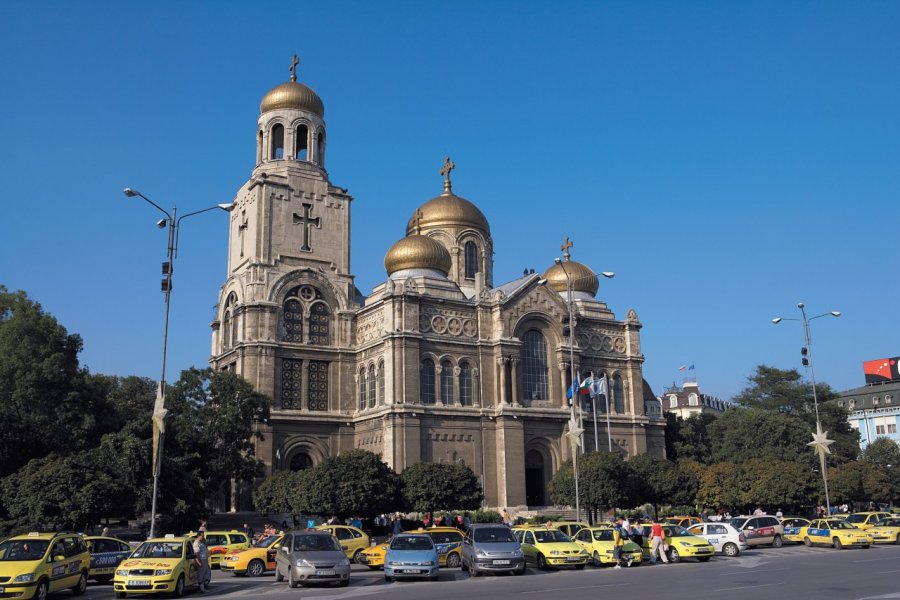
left=210, top=59, right=666, bottom=509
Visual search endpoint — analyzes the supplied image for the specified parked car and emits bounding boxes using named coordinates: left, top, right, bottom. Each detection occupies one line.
left=728, top=515, right=784, bottom=548
left=384, top=534, right=439, bottom=582
left=686, top=523, right=748, bottom=556
left=274, top=531, right=350, bottom=588
left=461, top=524, right=525, bottom=576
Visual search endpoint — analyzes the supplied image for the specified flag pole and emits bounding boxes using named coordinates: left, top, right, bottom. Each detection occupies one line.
left=605, top=374, right=613, bottom=452
left=590, top=372, right=599, bottom=452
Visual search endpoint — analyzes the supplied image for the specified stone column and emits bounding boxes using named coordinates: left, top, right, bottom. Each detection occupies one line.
left=301, top=359, right=309, bottom=411
left=435, top=364, right=444, bottom=406
left=497, top=356, right=509, bottom=405
left=509, top=357, right=521, bottom=407
left=558, top=362, right=569, bottom=409
left=453, top=366, right=462, bottom=406
left=472, top=368, right=481, bottom=407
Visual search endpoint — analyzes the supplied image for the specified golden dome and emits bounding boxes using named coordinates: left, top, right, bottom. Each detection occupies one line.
left=542, top=259, right=599, bottom=296
left=260, top=81, right=325, bottom=117
left=384, top=235, right=452, bottom=276
left=406, top=192, right=490, bottom=235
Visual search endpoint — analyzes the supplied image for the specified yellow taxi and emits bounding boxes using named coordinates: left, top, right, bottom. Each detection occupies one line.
left=779, top=517, right=811, bottom=544
left=314, top=525, right=370, bottom=563
left=410, top=527, right=465, bottom=567
left=84, top=535, right=133, bottom=583
left=512, top=525, right=589, bottom=569
left=113, top=536, right=199, bottom=597
left=571, top=526, right=642, bottom=567
left=799, top=519, right=872, bottom=549
left=220, top=534, right=282, bottom=576
left=553, top=522, right=594, bottom=538
left=184, top=530, right=250, bottom=568
left=665, top=516, right=702, bottom=529
left=845, top=512, right=892, bottom=531
left=861, top=517, right=900, bottom=544
left=359, top=541, right=389, bottom=570
left=639, top=524, right=715, bottom=562
left=0, top=531, right=90, bottom=599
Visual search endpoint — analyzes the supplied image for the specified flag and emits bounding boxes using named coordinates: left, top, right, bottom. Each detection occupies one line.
left=578, top=374, right=592, bottom=395
left=567, top=372, right=582, bottom=400
left=688, top=365, right=695, bottom=370
left=678, top=365, right=688, bottom=371
left=591, top=374, right=608, bottom=398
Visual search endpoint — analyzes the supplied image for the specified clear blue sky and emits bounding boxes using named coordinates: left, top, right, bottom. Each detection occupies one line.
left=2, top=1, right=898, bottom=400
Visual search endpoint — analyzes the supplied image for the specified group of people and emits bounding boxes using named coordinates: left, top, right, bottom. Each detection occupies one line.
left=610, top=516, right=670, bottom=568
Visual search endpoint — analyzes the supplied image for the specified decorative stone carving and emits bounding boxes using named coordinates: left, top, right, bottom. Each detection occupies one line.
left=356, top=311, right=385, bottom=344
left=404, top=278, right=419, bottom=294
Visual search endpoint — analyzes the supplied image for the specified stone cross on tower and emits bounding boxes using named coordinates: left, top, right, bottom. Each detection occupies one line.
left=440, top=156, right=455, bottom=193
left=561, top=236, right=573, bottom=262
left=290, top=54, right=300, bottom=82
left=238, top=210, right=249, bottom=257
left=293, top=203, right=321, bottom=252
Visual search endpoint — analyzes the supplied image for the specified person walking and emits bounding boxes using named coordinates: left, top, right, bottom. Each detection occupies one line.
left=631, top=518, right=644, bottom=551
left=193, top=532, right=211, bottom=592
left=392, top=513, right=403, bottom=536
left=612, top=518, right=627, bottom=569
left=501, top=508, right=512, bottom=526
left=649, top=518, right=669, bottom=564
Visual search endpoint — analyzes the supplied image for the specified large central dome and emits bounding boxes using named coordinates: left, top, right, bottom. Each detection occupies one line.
left=406, top=191, right=490, bottom=235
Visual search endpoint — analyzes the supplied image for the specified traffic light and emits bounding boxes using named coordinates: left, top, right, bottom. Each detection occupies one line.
left=801, top=347, right=808, bottom=366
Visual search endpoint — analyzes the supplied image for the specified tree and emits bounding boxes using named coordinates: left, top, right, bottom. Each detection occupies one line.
left=861, top=438, right=900, bottom=505
left=305, top=450, right=401, bottom=518
left=829, top=461, right=892, bottom=505
left=666, top=413, right=716, bottom=463
left=708, top=408, right=812, bottom=464
left=253, top=470, right=311, bottom=518
left=695, top=463, right=744, bottom=511
left=400, top=462, right=482, bottom=515
left=549, top=452, right=633, bottom=515
left=740, top=459, right=816, bottom=513
left=628, top=454, right=697, bottom=519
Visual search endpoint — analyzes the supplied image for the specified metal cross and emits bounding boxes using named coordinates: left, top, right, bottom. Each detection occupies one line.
left=411, top=208, right=424, bottom=234
left=290, top=54, right=300, bottom=82
left=440, top=156, right=455, bottom=192
left=561, top=237, right=573, bottom=261
left=293, top=203, right=320, bottom=252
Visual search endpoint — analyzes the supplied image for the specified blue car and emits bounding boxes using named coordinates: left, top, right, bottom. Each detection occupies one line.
left=384, top=534, right=439, bottom=582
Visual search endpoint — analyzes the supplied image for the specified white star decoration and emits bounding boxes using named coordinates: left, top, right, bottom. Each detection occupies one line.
left=566, top=417, right=584, bottom=446
left=808, top=422, right=835, bottom=458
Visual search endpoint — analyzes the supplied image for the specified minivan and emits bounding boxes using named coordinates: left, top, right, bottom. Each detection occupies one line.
left=461, top=524, right=525, bottom=576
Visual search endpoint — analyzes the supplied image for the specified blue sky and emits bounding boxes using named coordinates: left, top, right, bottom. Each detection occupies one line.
left=2, top=1, right=898, bottom=400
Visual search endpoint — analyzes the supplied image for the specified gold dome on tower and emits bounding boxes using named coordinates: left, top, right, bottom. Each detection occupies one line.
left=384, top=235, right=452, bottom=276
left=542, top=237, right=600, bottom=296
left=406, top=157, right=490, bottom=235
left=260, top=54, right=325, bottom=117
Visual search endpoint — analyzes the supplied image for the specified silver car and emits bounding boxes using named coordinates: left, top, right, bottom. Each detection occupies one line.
left=461, top=524, right=526, bottom=576
left=274, top=531, right=351, bottom=588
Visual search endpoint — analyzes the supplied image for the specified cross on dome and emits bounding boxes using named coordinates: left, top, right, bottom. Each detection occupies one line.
left=290, top=54, right=300, bottom=82
left=440, top=156, right=456, bottom=193
left=561, top=237, right=573, bottom=261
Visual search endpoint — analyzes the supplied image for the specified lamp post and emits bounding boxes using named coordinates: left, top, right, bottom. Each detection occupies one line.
left=123, top=187, right=232, bottom=538
left=555, top=255, right=614, bottom=522
left=772, top=302, right=841, bottom=516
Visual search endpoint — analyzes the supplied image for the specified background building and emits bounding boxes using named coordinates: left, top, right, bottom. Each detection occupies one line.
left=835, top=357, right=900, bottom=449
left=209, top=61, right=666, bottom=509
left=660, top=379, right=728, bottom=419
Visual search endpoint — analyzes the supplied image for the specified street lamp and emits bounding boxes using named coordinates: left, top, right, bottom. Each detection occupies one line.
left=555, top=255, right=614, bottom=522
left=772, top=302, right=841, bottom=516
left=123, top=187, right=232, bottom=538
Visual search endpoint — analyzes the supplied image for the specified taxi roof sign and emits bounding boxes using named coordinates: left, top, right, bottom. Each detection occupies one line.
left=164, top=534, right=176, bottom=538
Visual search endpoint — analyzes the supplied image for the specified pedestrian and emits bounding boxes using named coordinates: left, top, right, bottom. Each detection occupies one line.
left=424, top=512, right=432, bottom=527
left=631, top=518, right=644, bottom=550
left=753, top=507, right=764, bottom=516
left=193, top=532, right=211, bottom=592
left=621, top=515, right=632, bottom=540
left=100, top=526, right=109, bottom=537
left=243, top=523, right=255, bottom=539
left=649, top=518, right=669, bottom=564
left=456, top=515, right=464, bottom=530
left=775, top=508, right=783, bottom=519
left=198, top=518, right=207, bottom=533
left=392, top=513, right=403, bottom=536
left=612, top=518, right=628, bottom=569
left=501, top=508, right=512, bottom=526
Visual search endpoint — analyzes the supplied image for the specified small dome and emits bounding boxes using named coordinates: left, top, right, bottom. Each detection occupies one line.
left=260, top=81, right=325, bottom=117
left=542, top=259, right=599, bottom=296
left=384, top=235, right=452, bottom=276
left=406, top=192, right=490, bottom=236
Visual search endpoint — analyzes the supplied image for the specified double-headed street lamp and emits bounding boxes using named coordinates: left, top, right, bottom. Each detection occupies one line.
left=555, top=255, right=614, bottom=523
left=123, top=187, right=232, bottom=538
left=772, top=302, right=841, bottom=516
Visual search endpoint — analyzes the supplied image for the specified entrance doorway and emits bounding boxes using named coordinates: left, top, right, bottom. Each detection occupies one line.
left=525, top=450, right=546, bottom=506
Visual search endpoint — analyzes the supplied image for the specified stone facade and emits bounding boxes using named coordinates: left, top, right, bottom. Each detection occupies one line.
left=210, top=65, right=666, bottom=509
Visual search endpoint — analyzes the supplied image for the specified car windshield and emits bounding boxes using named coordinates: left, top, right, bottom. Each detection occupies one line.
left=592, top=530, right=614, bottom=541
left=661, top=526, right=691, bottom=538
left=293, top=535, right=340, bottom=552
left=0, top=539, right=49, bottom=561
left=473, top=528, right=516, bottom=543
left=828, top=521, right=854, bottom=530
left=845, top=515, right=866, bottom=523
left=391, top=536, right=434, bottom=551
left=258, top=536, right=279, bottom=548
left=132, top=542, right=183, bottom=559
left=427, top=532, right=461, bottom=544
left=533, top=530, right=570, bottom=543
left=878, top=518, right=900, bottom=527
left=728, top=518, right=749, bottom=529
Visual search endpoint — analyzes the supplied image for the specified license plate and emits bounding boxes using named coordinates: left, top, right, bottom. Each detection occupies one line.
left=128, top=579, right=150, bottom=586
left=566, top=557, right=582, bottom=562
left=316, top=570, right=335, bottom=576
left=697, top=548, right=711, bottom=553
left=402, top=569, right=424, bottom=574
left=492, top=559, right=510, bottom=565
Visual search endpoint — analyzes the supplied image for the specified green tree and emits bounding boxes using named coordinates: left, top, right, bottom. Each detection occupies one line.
left=253, top=470, right=311, bottom=518
left=305, top=450, right=401, bottom=518
left=666, top=413, right=716, bottom=463
left=628, top=454, right=697, bottom=519
left=400, top=462, right=482, bottom=515
left=740, top=459, right=816, bottom=513
left=829, top=461, right=892, bottom=505
left=695, top=463, right=744, bottom=511
left=708, top=408, right=812, bottom=464
left=548, top=452, right=633, bottom=514
left=861, top=438, right=900, bottom=505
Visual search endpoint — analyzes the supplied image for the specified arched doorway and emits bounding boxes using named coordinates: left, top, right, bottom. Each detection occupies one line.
left=525, top=450, right=547, bottom=506
left=289, top=452, right=313, bottom=471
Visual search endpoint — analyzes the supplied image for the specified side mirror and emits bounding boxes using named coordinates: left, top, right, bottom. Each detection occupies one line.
left=54, top=555, right=66, bottom=562
left=281, top=546, right=289, bottom=553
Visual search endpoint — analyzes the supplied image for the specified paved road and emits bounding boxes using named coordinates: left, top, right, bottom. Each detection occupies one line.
left=77, top=543, right=900, bottom=600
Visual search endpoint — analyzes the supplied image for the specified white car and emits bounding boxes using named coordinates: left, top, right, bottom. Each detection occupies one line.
left=687, top=523, right=748, bottom=557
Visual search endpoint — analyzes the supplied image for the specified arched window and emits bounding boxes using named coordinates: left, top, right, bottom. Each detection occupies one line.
left=368, top=365, right=377, bottom=408
left=358, top=368, right=367, bottom=411
left=295, top=124, right=308, bottom=160
left=613, top=375, right=625, bottom=413
left=222, top=310, right=232, bottom=350
left=688, top=393, right=699, bottom=406
left=522, top=330, right=549, bottom=401
left=309, top=302, right=330, bottom=345
left=459, top=361, right=473, bottom=406
left=282, top=298, right=304, bottom=343
left=317, top=132, right=325, bottom=165
left=464, top=241, right=479, bottom=279
left=377, top=361, right=385, bottom=405
left=441, top=360, right=453, bottom=404
left=231, top=307, right=239, bottom=346
left=257, top=130, right=263, bottom=163
left=271, top=124, right=284, bottom=159
left=289, top=453, right=312, bottom=471
left=421, top=359, right=435, bottom=404
left=668, top=395, right=678, bottom=409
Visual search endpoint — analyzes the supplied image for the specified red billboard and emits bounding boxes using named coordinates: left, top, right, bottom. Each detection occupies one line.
left=864, top=358, right=900, bottom=384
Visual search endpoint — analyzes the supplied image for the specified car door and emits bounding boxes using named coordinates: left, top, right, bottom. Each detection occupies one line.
left=573, top=529, right=590, bottom=554
left=808, top=520, right=829, bottom=544
left=184, top=540, right=198, bottom=586
left=520, top=531, right=537, bottom=564
left=276, top=534, right=292, bottom=575
left=266, top=536, right=282, bottom=569
left=706, top=524, right=728, bottom=551
left=46, top=538, right=75, bottom=593
left=331, top=527, right=355, bottom=558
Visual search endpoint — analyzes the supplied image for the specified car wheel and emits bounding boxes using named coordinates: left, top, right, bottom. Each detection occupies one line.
left=384, top=575, right=392, bottom=582
left=592, top=551, right=602, bottom=567
left=275, top=564, right=284, bottom=582
left=173, top=575, right=185, bottom=598
left=575, top=564, right=585, bottom=570
left=340, top=578, right=350, bottom=587
left=247, top=559, right=265, bottom=577
left=289, top=568, right=300, bottom=588
left=513, top=565, right=526, bottom=575
left=72, top=572, right=88, bottom=595
left=772, top=535, right=783, bottom=548
left=430, top=574, right=439, bottom=582
left=353, top=549, right=366, bottom=565
left=537, top=554, right=548, bottom=570
left=723, top=542, right=739, bottom=557
left=862, top=544, right=870, bottom=549
left=461, top=560, right=469, bottom=573
left=896, top=534, right=900, bottom=545
left=803, top=537, right=812, bottom=547
left=668, top=548, right=681, bottom=563
left=833, top=537, right=843, bottom=550
left=35, top=581, right=49, bottom=600
left=471, top=565, right=481, bottom=577
left=446, top=552, right=461, bottom=568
